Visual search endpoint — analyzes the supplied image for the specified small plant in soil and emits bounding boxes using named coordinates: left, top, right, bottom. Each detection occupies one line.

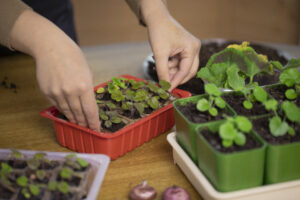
left=95, top=77, right=176, bottom=132
left=196, top=83, right=226, bottom=116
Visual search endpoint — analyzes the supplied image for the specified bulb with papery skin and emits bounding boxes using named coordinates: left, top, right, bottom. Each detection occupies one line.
left=129, top=181, right=157, bottom=200
left=163, top=185, right=190, bottom=200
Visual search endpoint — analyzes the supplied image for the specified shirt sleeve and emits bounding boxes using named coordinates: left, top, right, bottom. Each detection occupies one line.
left=125, top=0, right=167, bottom=26
left=0, top=0, right=31, bottom=49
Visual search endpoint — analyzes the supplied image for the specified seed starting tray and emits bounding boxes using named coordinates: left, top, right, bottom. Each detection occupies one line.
left=167, top=132, right=300, bottom=200
left=0, top=149, right=110, bottom=200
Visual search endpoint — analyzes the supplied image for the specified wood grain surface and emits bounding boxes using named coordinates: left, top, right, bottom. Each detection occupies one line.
left=0, top=42, right=299, bottom=200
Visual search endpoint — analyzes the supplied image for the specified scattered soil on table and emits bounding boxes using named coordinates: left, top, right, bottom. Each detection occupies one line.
left=201, top=129, right=262, bottom=153
left=147, top=40, right=288, bottom=95
left=253, top=117, right=300, bottom=145
left=176, top=102, right=232, bottom=123
left=222, top=93, right=271, bottom=116
left=1, top=76, right=18, bottom=93
left=266, top=84, right=300, bottom=106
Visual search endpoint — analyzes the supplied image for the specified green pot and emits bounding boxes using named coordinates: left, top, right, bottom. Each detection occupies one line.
left=174, top=94, right=236, bottom=163
left=195, top=125, right=267, bottom=192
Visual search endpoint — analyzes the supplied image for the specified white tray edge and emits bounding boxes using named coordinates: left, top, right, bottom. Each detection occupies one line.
left=0, top=149, right=110, bottom=200
left=166, top=132, right=300, bottom=200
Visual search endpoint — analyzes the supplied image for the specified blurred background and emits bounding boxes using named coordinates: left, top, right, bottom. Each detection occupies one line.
left=71, top=0, right=300, bottom=46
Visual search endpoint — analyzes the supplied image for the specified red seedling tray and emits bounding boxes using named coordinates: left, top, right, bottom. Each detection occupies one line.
left=40, top=75, right=191, bottom=160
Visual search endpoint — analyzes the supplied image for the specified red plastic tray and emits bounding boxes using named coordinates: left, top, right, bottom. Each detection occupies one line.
left=40, top=75, right=191, bottom=160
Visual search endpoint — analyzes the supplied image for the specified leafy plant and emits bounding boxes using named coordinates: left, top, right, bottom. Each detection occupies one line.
left=279, top=65, right=300, bottom=100
left=17, top=176, right=40, bottom=199
left=48, top=180, right=69, bottom=195
left=64, top=154, right=89, bottom=171
left=196, top=83, right=226, bottom=116
left=218, top=116, right=253, bottom=148
left=0, top=163, right=13, bottom=189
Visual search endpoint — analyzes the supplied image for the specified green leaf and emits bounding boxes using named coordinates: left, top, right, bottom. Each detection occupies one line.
left=196, top=98, right=210, bottom=112
left=134, top=89, right=148, bottom=102
left=58, top=181, right=69, bottom=194
left=1, top=163, right=12, bottom=175
left=157, top=88, right=169, bottom=100
left=234, top=132, right=246, bottom=146
left=77, top=158, right=89, bottom=168
left=104, top=120, right=112, bottom=128
left=134, top=103, right=145, bottom=115
left=284, top=58, right=300, bottom=70
left=209, top=107, right=218, bottom=116
left=285, top=89, right=297, bottom=100
left=99, top=112, right=109, bottom=121
left=21, top=188, right=30, bottom=199
left=235, top=116, right=252, bottom=133
left=159, top=80, right=171, bottom=91
left=17, top=176, right=28, bottom=187
left=269, top=116, right=289, bottom=137
left=279, top=68, right=300, bottom=87
left=215, top=97, right=226, bottom=109
left=106, top=102, right=116, bottom=109
left=288, top=126, right=295, bottom=136
left=243, top=100, right=253, bottom=109
left=111, top=116, right=121, bottom=124
left=226, top=65, right=245, bottom=91
left=270, top=61, right=283, bottom=70
left=148, top=82, right=160, bottom=93
left=205, top=83, right=221, bottom=96
left=29, top=184, right=39, bottom=196
left=263, top=99, right=278, bottom=111
left=222, top=139, right=233, bottom=148
left=253, top=86, right=267, bottom=103
left=96, top=100, right=103, bottom=104
left=96, top=87, right=105, bottom=94
left=147, top=96, right=159, bottom=110
left=111, top=90, right=124, bottom=102
left=60, top=167, right=73, bottom=179
left=219, top=122, right=238, bottom=140
left=48, top=181, right=57, bottom=191
left=122, top=102, right=132, bottom=110
left=132, top=81, right=145, bottom=90
left=282, top=101, right=300, bottom=123
left=36, top=170, right=46, bottom=180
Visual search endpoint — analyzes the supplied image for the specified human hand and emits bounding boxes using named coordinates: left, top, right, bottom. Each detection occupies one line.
left=141, top=0, right=201, bottom=91
left=10, top=10, right=100, bottom=131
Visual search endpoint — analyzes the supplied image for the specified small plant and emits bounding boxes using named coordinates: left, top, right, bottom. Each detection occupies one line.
left=16, top=175, right=40, bottom=199
left=64, top=154, right=89, bottom=171
left=196, top=83, right=226, bottom=116
left=99, top=110, right=122, bottom=129
left=0, top=163, right=14, bottom=192
left=218, top=116, right=253, bottom=148
left=279, top=62, right=300, bottom=100
left=48, top=180, right=70, bottom=196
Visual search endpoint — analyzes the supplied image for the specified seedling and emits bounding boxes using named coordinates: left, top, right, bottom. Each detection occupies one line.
left=17, top=175, right=40, bottom=199
left=279, top=61, right=300, bottom=100
left=99, top=110, right=122, bottom=128
left=196, top=83, right=226, bottom=116
left=64, top=154, right=89, bottom=171
left=48, top=180, right=69, bottom=195
left=218, top=116, right=253, bottom=148
left=0, top=163, right=14, bottom=192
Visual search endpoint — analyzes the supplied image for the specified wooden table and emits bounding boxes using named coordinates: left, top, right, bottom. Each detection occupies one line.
left=0, top=41, right=300, bottom=200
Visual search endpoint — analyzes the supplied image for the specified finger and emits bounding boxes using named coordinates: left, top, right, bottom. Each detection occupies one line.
left=154, top=52, right=170, bottom=82
left=52, top=94, right=77, bottom=124
left=168, top=55, right=179, bottom=69
left=181, top=54, right=199, bottom=84
left=169, top=66, right=179, bottom=81
left=80, top=90, right=100, bottom=132
left=170, top=53, right=194, bottom=91
left=66, top=95, right=88, bottom=128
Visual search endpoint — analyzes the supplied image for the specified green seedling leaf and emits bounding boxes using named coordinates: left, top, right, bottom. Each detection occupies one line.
left=107, top=81, right=119, bottom=94
left=157, top=88, right=168, bottom=100
left=222, top=139, right=233, bottom=148
left=99, top=112, right=109, bottom=121
left=36, top=170, right=46, bottom=180
left=148, top=82, right=160, bottom=93
left=58, top=181, right=69, bottom=194
left=205, top=83, right=221, bottom=97
left=219, top=122, right=238, bottom=140
left=235, top=116, right=252, bottom=133
left=215, top=97, right=226, bottom=109
left=104, top=120, right=112, bottom=128
left=226, top=65, right=245, bottom=91
left=125, top=89, right=135, bottom=100
left=209, top=107, right=218, bottom=116
left=112, top=77, right=127, bottom=89
left=134, top=103, right=145, bottom=115
left=279, top=68, right=300, bottom=87
left=288, top=127, right=295, bottom=136
left=77, top=158, right=89, bottom=168
left=284, top=58, right=300, bottom=70
left=253, top=86, right=267, bottom=103
left=282, top=101, right=300, bottom=123
left=270, top=61, right=283, bottom=70
left=269, top=116, right=289, bottom=137
left=96, top=87, right=105, bottom=94
left=111, top=116, right=121, bottom=124
left=48, top=181, right=57, bottom=191
left=21, top=188, right=30, bottom=199
left=96, top=100, right=103, bottom=104
left=111, top=90, right=124, bottom=102
left=9, top=149, right=24, bottom=159
left=34, top=152, right=46, bottom=161
left=243, top=100, right=253, bottom=109
left=60, top=167, right=73, bottom=179
left=29, top=184, right=39, bottom=196
left=147, top=96, right=159, bottom=110
left=122, top=102, right=133, bottom=110
left=285, top=89, right=297, bottom=100
left=119, top=77, right=128, bottom=82
left=132, top=81, right=145, bottom=90
left=1, top=163, right=12, bottom=175
left=234, top=132, right=246, bottom=146
left=17, top=176, right=28, bottom=187
left=159, top=80, right=171, bottom=91
left=106, top=102, right=116, bottom=109
left=196, top=98, right=210, bottom=112
left=134, top=89, right=148, bottom=102
left=263, top=99, right=278, bottom=111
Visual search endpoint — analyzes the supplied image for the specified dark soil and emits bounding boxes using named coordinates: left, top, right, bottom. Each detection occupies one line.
left=146, top=40, right=288, bottom=95
left=266, top=84, right=300, bottom=106
left=101, top=121, right=126, bottom=133
left=122, top=109, right=141, bottom=119
left=57, top=176, right=81, bottom=187
left=17, top=190, right=44, bottom=200
left=201, top=129, right=262, bottom=153
left=0, top=187, right=14, bottom=199
left=50, top=192, right=76, bottom=200
left=176, top=102, right=232, bottom=123
left=8, top=160, right=27, bottom=169
left=38, top=160, right=59, bottom=170
left=253, top=117, right=300, bottom=145
left=222, top=93, right=271, bottom=116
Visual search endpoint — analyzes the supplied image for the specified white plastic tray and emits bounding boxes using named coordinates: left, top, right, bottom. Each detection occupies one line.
left=0, top=149, right=110, bottom=200
left=167, top=132, right=300, bottom=200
